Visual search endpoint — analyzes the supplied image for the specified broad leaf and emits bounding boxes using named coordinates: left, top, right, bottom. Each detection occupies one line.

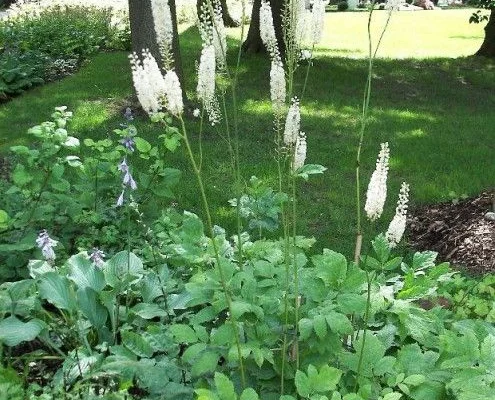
left=77, top=287, right=108, bottom=329
left=38, top=272, right=76, bottom=311
left=214, top=372, right=236, bottom=400
left=68, top=254, right=105, bottom=292
left=0, top=316, right=45, bottom=346
left=131, top=303, right=167, bottom=319
left=121, top=330, right=154, bottom=358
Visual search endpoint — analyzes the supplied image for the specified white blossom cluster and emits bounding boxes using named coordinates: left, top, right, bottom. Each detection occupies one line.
left=293, top=131, right=307, bottom=171
left=310, top=0, right=326, bottom=46
left=364, top=142, right=390, bottom=221
left=283, top=98, right=301, bottom=146
left=198, top=0, right=227, bottom=69
left=129, top=50, right=167, bottom=115
left=292, top=0, right=308, bottom=47
left=129, top=1, right=184, bottom=118
left=386, top=182, right=410, bottom=248
left=283, top=98, right=307, bottom=172
left=260, top=0, right=286, bottom=110
left=151, top=0, right=174, bottom=68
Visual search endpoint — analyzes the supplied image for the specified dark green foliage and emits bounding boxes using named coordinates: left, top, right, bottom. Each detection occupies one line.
left=337, top=1, right=349, bottom=11
left=0, top=5, right=130, bottom=99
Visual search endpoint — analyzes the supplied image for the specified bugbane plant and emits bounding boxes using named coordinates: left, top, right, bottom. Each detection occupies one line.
left=151, top=0, right=174, bottom=68
left=386, top=181, right=409, bottom=247
left=283, top=97, right=301, bottom=146
left=364, top=142, right=390, bottom=221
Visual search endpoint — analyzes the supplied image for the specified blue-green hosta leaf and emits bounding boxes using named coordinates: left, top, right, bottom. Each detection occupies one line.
left=214, top=372, right=236, bottom=400
left=480, top=334, right=495, bottom=368
left=77, top=287, right=107, bottom=329
left=38, top=272, right=76, bottom=311
left=0, top=316, right=45, bottom=346
left=5, top=279, right=35, bottom=302
left=67, top=253, right=105, bottom=292
left=295, top=164, right=327, bottom=181
left=131, top=303, right=167, bottom=319
left=104, top=251, right=144, bottom=287
left=121, top=330, right=154, bottom=358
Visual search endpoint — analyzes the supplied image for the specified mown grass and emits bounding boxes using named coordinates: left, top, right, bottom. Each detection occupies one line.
left=1, top=9, right=494, bottom=257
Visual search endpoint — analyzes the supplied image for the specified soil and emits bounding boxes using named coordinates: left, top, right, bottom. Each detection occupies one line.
left=407, top=190, right=495, bottom=275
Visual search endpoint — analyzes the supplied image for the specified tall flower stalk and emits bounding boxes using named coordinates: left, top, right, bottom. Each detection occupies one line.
left=130, top=0, right=249, bottom=386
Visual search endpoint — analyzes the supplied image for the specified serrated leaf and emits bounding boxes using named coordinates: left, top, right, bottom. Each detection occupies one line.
left=182, top=343, right=207, bottom=363
left=313, top=249, right=347, bottom=289
left=0, top=210, right=9, bottom=231
left=131, top=303, right=167, bottom=319
left=169, top=324, right=198, bottom=343
left=191, top=351, right=219, bottom=377
left=296, top=164, right=327, bottom=180
left=135, top=137, right=152, bottom=153
left=372, top=234, right=391, bottom=264
left=403, top=374, right=426, bottom=386
left=0, top=316, right=45, bottom=346
left=326, top=311, right=353, bottom=335
left=382, top=393, right=402, bottom=400
left=313, top=315, right=327, bottom=339
left=122, top=330, right=154, bottom=358
left=313, top=365, right=342, bottom=392
left=295, top=370, right=311, bottom=398
left=214, top=372, right=236, bottom=400
left=240, top=388, right=259, bottom=400
left=299, top=318, right=314, bottom=340
left=412, top=251, right=437, bottom=270
left=12, top=164, right=32, bottom=186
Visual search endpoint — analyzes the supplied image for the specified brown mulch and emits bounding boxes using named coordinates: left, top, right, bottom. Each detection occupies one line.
left=407, top=190, right=495, bottom=275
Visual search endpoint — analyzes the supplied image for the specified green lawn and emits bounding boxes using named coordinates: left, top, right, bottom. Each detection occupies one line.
left=1, top=8, right=493, bottom=257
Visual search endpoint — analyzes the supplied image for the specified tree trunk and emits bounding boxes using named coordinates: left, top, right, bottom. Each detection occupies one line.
left=128, top=0, right=187, bottom=102
left=241, top=0, right=284, bottom=55
left=476, top=9, right=495, bottom=57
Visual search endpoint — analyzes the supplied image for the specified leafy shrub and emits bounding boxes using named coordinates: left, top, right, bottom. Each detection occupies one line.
left=337, top=1, right=349, bottom=10
left=0, top=108, right=181, bottom=281
left=0, top=4, right=130, bottom=99
left=0, top=49, right=45, bottom=98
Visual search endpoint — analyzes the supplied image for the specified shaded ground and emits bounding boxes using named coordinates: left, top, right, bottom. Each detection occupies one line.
left=408, top=190, right=495, bottom=275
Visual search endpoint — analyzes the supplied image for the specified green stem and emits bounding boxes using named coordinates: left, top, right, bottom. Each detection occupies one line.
left=355, top=270, right=373, bottom=391
left=291, top=174, right=300, bottom=370
left=179, top=117, right=246, bottom=388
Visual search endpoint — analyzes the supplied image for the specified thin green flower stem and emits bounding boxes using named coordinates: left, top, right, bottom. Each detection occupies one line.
left=299, top=44, right=315, bottom=102
left=354, top=3, right=393, bottom=264
left=355, top=269, right=374, bottom=392
left=198, top=107, right=205, bottom=171
left=291, top=174, right=300, bottom=370
left=125, top=192, right=132, bottom=315
left=179, top=116, right=246, bottom=388
left=94, top=163, right=99, bottom=212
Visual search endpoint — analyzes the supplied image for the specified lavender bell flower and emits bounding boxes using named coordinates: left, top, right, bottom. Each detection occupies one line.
left=36, top=229, right=57, bottom=262
left=89, top=248, right=105, bottom=267
left=120, top=136, right=135, bottom=153
left=117, top=158, right=137, bottom=206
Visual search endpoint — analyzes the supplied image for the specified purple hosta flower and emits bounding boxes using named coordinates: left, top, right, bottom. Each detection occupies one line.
left=386, top=182, right=410, bottom=248
left=283, top=98, right=301, bottom=146
left=36, top=230, right=57, bottom=262
left=120, top=136, right=135, bottom=152
left=118, top=159, right=137, bottom=190
left=124, top=107, right=134, bottom=122
left=293, top=132, right=307, bottom=171
left=364, top=142, right=390, bottom=221
left=89, top=248, right=105, bottom=267
left=117, top=190, right=125, bottom=207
